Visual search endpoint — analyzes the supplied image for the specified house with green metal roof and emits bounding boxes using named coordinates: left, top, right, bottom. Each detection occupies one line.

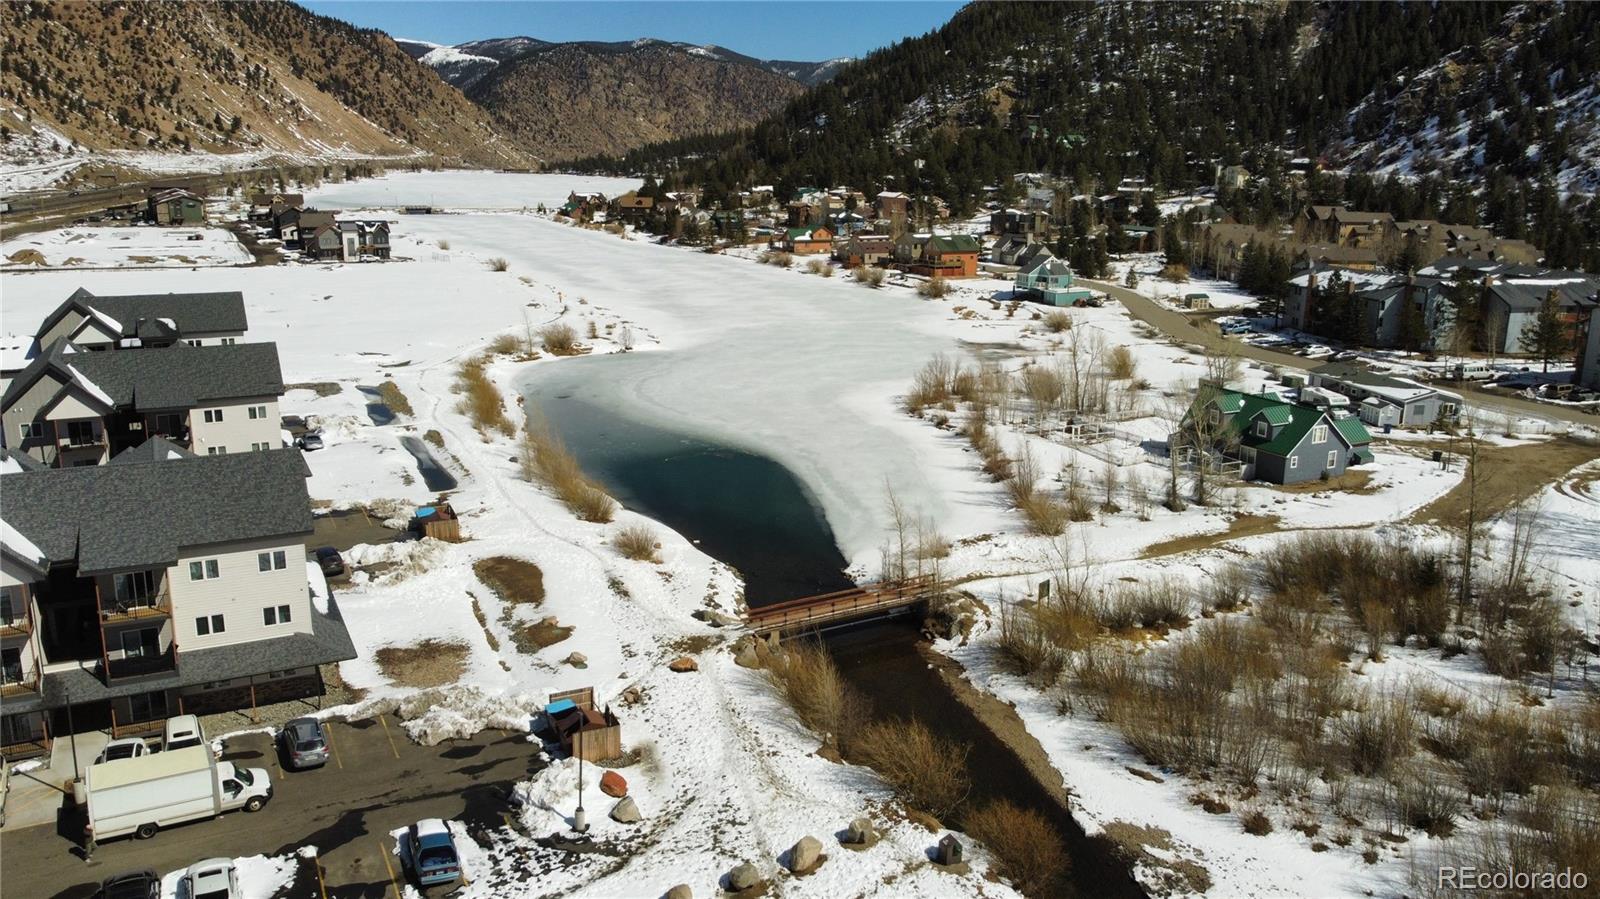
left=1015, top=256, right=1094, bottom=306
left=1182, top=386, right=1374, bottom=485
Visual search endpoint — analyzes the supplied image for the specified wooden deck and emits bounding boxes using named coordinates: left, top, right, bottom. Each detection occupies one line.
left=744, top=575, right=938, bottom=636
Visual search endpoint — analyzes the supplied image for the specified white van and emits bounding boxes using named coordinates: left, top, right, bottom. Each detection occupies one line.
left=1452, top=362, right=1493, bottom=381
left=163, top=715, right=205, bottom=753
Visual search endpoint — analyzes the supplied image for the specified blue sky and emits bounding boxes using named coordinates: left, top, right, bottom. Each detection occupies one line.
left=303, top=1, right=964, bottom=61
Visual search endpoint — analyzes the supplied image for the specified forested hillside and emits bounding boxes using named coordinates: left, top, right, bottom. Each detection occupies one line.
left=0, top=0, right=531, bottom=167
left=588, top=1, right=1599, bottom=269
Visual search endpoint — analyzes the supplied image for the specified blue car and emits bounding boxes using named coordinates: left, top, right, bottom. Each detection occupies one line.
left=406, top=819, right=462, bottom=886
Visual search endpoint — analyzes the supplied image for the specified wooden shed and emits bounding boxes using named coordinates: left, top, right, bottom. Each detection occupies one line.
left=412, top=503, right=462, bottom=542
left=545, top=687, right=623, bottom=762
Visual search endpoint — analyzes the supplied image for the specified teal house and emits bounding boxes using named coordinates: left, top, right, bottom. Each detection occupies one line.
left=1015, top=256, right=1093, bottom=306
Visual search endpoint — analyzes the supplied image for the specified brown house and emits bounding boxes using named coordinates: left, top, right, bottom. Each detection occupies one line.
left=836, top=234, right=894, bottom=268
left=784, top=225, right=834, bottom=255
left=611, top=191, right=655, bottom=223
left=875, top=191, right=909, bottom=221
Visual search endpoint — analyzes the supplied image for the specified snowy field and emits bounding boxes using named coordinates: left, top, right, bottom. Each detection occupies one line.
left=5, top=171, right=1595, bottom=898
left=2, top=225, right=253, bottom=270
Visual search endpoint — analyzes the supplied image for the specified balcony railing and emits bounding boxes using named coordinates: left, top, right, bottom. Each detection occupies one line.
left=1, top=662, right=40, bottom=696
left=105, top=647, right=177, bottom=681
left=57, top=430, right=106, bottom=449
left=0, top=615, right=31, bottom=638
left=100, top=592, right=173, bottom=624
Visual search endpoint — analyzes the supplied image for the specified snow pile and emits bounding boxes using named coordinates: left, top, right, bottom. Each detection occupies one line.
left=395, top=685, right=537, bottom=745
left=157, top=852, right=299, bottom=899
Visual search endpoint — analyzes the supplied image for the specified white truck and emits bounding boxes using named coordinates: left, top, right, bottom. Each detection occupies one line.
left=85, top=745, right=272, bottom=841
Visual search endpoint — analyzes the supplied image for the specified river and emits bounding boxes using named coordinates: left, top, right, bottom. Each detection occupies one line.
left=521, top=363, right=1142, bottom=899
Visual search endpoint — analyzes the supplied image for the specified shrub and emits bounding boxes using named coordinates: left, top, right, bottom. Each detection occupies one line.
left=540, top=323, right=580, bottom=355
left=850, top=718, right=971, bottom=817
left=1158, top=263, right=1189, bottom=281
left=1042, top=311, right=1072, bottom=333
left=767, top=641, right=863, bottom=749
left=377, top=380, right=413, bottom=417
left=918, top=275, right=949, bottom=298
left=487, top=256, right=509, bottom=272
left=436, top=239, right=450, bottom=250
left=1343, top=693, right=1416, bottom=777
left=519, top=416, right=616, bottom=522
left=1393, top=770, right=1461, bottom=836
left=486, top=333, right=522, bottom=355
left=1204, top=561, right=1252, bottom=612
left=1241, top=809, right=1274, bottom=836
left=611, top=525, right=660, bottom=562
left=455, top=355, right=513, bottom=436
left=764, top=250, right=794, bottom=268
left=806, top=258, right=834, bottom=277
left=1107, top=345, right=1137, bottom=380
left=963, top=801, right=1068, bottom=896
left=858, top=266, right=887, bottom=287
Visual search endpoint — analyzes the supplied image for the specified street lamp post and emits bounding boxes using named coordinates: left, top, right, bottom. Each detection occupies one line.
left=573, top=726, right=588, bottom=834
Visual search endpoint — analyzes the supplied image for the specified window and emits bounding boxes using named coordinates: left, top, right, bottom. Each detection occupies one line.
left=247, top=405, right=268, bottom=420
left=1241, top=447, right=1257, bottom=464
left=1255, top=421, right=1268, bottom=437
left=189, top=559, right=220, bottom=581
left=1, top=646, right=22, bottom=684
left=195, top=613, right=225, bottom=636
left=251, top=442, right=270, bottom=451
left=1208, top=409, right=1220, bottom=424
left=257, top=550, right=287, bottom=572
left=1327, top=450, right=1339, bottom=469
left=221, top=338, right=236, bottom=345
left=0, top=587, right=20, bottom=625
left=203, top=408, right=224, bottom=423
left=113, top=570, right=158, bottom=604
left=186, top=340, right=202, bottom=347
left=18, top=422, right=41, bottom=441
left=65, top=420, right=96, bottom=446
left=1289, top=456, right=1299, bottom=470
left=1312, top=425, right=1329, bottom=444
left=263, top=604, right=292, bottom=626
left=128, top=690, right=167, bottom=722
left=121, top=628, right=159, bottom=659
left=207, top=446, right=227, bottom=455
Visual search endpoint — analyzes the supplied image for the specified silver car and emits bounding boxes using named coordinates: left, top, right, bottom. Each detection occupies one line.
left=279, top=717, right=330, bottom=770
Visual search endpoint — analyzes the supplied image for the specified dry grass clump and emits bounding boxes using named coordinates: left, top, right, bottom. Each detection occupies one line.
left=540, top=323, right=582, bottom=356
left=766, top=641, right=864, bottom=750
left=455, top=354, right=514, bottom=436
left=1159, top=262, right=1190, bottom=281
left=487, top=256, right=509, bottom=272
left=1341, top=691, right=1416, bottom=777
left=857, top=266, right=887, bottom=287
left=1042, top=310, right=1072, bottom=333
left=904, top=353, right=977, bottom=414
left=1006, top=448, right=1069, bottom=536
left=996, top=592, right=1100, bottom=686
left=806, top=258, right=834, bottom=277
left=963, top=800, right=1068, bottom=896
left=376, top=639, right=469, bottom=689
left=377, top=380, right=413, bottom=417
left=962, top=414, right=1013, bottom=481
left=436, top=239, right=450, bottom=250
left=486, top=333, right=522, bottom=355
left=1240, top=808, right=1274, bottom=836
left=1259, top=532, right=1449, bottom=648
left=611, top=524, right=661, bottom=562
left=761, top=250, right=795, bottom=268
left=472, top=556, right=545, bottom=607
left=1107, top=345, right=1137, bottom=380
left=852, top=718, right=971, bottom=817
left=519, top=417, right=617, bottom=523
left=918, top=275, right=949, bottom=298
left=1202, top=561, right=1252, bottom=613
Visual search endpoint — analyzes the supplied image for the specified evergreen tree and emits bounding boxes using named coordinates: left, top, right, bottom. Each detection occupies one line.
left=1517, top=290, right=1571, bottom=372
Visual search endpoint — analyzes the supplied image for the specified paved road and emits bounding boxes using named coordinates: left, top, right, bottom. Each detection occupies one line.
left=1082, top=278, right=1598, bottom=427
left=0, top=714, right=542, bottom=899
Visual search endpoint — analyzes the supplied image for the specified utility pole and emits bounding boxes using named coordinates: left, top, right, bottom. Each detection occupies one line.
left=573, top=726, right=588, bottom=833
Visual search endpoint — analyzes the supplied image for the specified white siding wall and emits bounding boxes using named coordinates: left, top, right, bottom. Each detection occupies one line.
left=168, top=535, right=311, bottom=652
left=188, top=396, right=282, bottom=455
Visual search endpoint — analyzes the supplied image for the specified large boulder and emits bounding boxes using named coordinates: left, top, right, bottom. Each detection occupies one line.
left=564, top=651, right=588, bottom=668
left=609, top=796, right=641, bottom=824
left=599, top=770, right=628, bottom=798
left=845, top=817, right=877, bottom=845
left=664, top=886, right=692, bottom=899
left=727, top=862, right=761, bottom=891
left=786, top=835, right=823, bottom=874
left=668, top=656, right=699, bottom=673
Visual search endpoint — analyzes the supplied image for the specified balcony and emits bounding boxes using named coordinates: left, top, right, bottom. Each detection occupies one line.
left=0, top=615, right=31, bottom=640
left=105, top=647, right=177, bottom=681
left=1, top=662, right=40, bottom=697
left=100, top=592, right=172, bottom=624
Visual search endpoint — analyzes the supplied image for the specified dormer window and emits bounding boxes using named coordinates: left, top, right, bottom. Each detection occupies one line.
left=1255, top=420, right=1268, bottom=437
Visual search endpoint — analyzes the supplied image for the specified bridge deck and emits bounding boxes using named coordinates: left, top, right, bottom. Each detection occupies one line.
left=744, top=575, right=937, bottom=635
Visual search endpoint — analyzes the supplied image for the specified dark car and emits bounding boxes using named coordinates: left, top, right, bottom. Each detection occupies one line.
left=315, top=546, right=345, bottom=577
left=279, top=717, right=330, bottom=770
left=98, top=870, right=160, bottom=899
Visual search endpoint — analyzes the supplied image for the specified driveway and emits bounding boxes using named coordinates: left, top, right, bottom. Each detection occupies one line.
left=0, top=714, right=540, bottom=899
left=1083, top=278, right=1598, bottom=427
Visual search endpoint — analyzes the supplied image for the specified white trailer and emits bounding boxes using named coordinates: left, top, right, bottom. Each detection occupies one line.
left=85, top=746, right=272, bottom=841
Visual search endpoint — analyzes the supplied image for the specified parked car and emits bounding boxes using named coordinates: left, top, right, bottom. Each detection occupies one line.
left=163, top=715, right=205, bottom=753
left=184, top=858, right=240, bottom=899
left=95, top=738, right=151, bottom=765
left=96, top=869, right=161, bottom=899
left=279, top=717, right=330, bottom=770
left=315, top=546, right=345, bottom=577
left=295, top=430, right=324, bottom=451
left=405, top=819, right=463, bottom=887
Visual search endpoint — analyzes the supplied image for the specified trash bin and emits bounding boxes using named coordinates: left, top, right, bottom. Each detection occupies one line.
left=1431, top=450, right=1443, bottom=463
left=1383, top=424, right=1393, bottom=435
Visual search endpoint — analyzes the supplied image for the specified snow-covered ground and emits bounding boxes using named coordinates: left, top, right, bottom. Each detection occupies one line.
left=2, top=225, right=252, bottom=270
left=5, top=171, right=1593, bottom=898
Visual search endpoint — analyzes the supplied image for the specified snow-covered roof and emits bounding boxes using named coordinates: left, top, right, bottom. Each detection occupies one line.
left=415, top=818, right=450, bottom=838
left=66, top=363, right=115, bottom=406
left=1, top=518, right=48, bottom=568
left=85, top=304, right=123, bottom=333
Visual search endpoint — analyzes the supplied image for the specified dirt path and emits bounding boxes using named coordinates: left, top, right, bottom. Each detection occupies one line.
left=1406, top=437, right=1600, bottom=529
left=1138, top=513, right=1283, bottom=558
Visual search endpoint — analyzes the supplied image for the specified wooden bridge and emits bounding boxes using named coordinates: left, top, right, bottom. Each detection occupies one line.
left=744, top=574, right=940, bottom=636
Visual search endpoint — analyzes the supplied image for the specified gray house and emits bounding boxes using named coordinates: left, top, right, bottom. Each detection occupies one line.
left=1308, top=362, right=1461, bottom=428
left=1182, top=386, right=1374, bottom=486
left=32, top=288, right=248, bottom=352
left=1479, top=268, right=1600, bottom=355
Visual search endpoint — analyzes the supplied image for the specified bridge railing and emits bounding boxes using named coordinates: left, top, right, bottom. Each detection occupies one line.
left=745, top=575, right=938, bottom=631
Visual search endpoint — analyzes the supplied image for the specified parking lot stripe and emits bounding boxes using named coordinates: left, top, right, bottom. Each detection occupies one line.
left=377, top=840, right=404, bottom=899
left=324, top=722, right=344, bottom=769
left=378, top=715, right=401, bottom=759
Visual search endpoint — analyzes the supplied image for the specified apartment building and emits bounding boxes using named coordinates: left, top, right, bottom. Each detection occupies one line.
left=0, top=447, right=355, bottom=755
left=32, top=288, right=249, bottom=351
left=1, top=339, right=285, bottom=466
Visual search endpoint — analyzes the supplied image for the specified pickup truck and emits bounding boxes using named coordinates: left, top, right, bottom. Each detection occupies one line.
left=85, top=746, right=271, bottom=841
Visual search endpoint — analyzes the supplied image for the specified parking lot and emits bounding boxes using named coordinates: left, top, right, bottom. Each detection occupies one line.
left=0, top=714, right=540, bottom=898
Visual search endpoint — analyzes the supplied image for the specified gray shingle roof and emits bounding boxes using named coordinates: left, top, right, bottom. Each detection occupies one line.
left=42, top=287, right=248, bottom=338
left=0, top=448, right=312, bottom=574
left=110, top=436, right=198, bottom=465
left=2, top=340, right=284, bottom=410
